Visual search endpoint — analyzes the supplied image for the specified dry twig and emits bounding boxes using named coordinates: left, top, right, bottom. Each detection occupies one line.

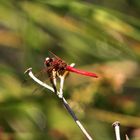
left=25, top=64, right=93, bottom=140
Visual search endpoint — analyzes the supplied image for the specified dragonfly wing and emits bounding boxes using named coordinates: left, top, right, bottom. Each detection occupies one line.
left=49, top=51, right=61, bottom=60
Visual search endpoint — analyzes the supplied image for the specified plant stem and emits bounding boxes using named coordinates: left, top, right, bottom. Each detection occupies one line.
left=125, top=134, right=129, bottom=140
left=62, top=97, right=93, bottom=140
left=112, top=121, right=121, bottom=140
left=25, top=68, right=93, bottom=140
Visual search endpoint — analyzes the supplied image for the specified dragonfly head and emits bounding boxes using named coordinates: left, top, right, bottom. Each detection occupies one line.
left=44, top=57, right=53, bottom=67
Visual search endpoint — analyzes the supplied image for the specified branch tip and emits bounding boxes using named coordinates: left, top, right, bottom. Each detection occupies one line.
left=24, top=67, right=32, bottom=74
left=112, top=121, right=120, bottom=127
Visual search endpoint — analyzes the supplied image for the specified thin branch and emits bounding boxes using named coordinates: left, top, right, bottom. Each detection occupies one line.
left=112, top=121, right=121, bottom=140
left=52, top=69, right=57, bottom=86
left=125, top=134, right=130, bottom=140
left=24, top=68, right=55, bottom=93
left=62, top=97, right=93, bottom=140
left=58, top=63, right=75, bottom=98
left=25, top=67, right=93, bottom=140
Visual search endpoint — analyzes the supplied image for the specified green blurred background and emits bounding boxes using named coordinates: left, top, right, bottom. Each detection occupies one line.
left=0, top=0, right=140, bottom=140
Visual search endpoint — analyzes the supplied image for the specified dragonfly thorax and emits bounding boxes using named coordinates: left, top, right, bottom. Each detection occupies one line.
left=44, top=57, right=67, bottom=75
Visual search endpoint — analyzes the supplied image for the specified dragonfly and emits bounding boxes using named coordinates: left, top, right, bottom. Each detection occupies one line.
left=24, top=52, right=98, bottom=96
left=44, top=52, right=98, bottom=94
left=45, top=52, right=98, bottom=78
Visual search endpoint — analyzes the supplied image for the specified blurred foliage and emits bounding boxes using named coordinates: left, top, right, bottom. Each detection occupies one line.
left=0, top=0, right=140, bottom=140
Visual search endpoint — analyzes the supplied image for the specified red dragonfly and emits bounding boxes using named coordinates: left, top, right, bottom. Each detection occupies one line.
left=25, top=52, right=98, bottom=95
left=44, top=52, right=98, bottom=78
left=44, top=52, right=98, bottom=94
